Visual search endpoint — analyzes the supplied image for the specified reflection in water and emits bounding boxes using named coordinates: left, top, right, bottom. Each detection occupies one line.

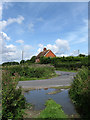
left=24, top=88, right=77, bottom=115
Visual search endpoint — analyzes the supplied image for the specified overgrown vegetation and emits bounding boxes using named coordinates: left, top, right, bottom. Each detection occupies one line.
left=2, top=71, right=26, bottom=119
left=3, top=64, right=56, bottom=80
left=2, top=61, right=19, bottom=66
left=2, top=55, right=88, bottom=72
left=40, top=55, right=88, bottom=70
left=38, top=99, right=68, bottom=118
left=69, top=66, right=90, bottom=118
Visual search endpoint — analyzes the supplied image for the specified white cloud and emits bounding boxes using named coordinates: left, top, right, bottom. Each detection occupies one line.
left=59, top=54, right=68, bottom=57
left=16, top=40, right=24, bottom=44
left=0, top=15, right=24, bottom=31
left=0, top=32, right=10, bottom=41
left=37, top=48, right=42, bottom=53
left=0, top=15, right=34, bottom=63
left=38, top=44, right=43, bottom=48
left=37, top=38, right=70, bottom=56
left=0, top=32, right=33, bottom=63
left=55, top=39, right=70, bottom=51
left=6, top=44, right=16, bottom=49
left=70, top=50, right=88, bottom=56
left=1, top=42, right=33, bottom=63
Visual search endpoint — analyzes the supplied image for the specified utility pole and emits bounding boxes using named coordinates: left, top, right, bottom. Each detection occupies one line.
left=78, top=49, right=80, bottom=55
left=22, top=50, right=24, bottom=60
left=21, top=50, right=24, bottom=66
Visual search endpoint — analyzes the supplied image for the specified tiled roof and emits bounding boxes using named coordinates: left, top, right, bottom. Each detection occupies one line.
left=36, top=50, right=50, bottom=59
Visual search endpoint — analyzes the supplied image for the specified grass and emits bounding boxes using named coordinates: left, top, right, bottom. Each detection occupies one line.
left=51, top=85, right=71, bottom=89
left=46, top=89, right=61, bottom=95
left=38, top=99, right=68, bottom=118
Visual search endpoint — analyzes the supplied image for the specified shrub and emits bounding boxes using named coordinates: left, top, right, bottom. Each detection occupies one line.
left=20, top=60, right=25, bottom=64
left=2, top=71, right=26, bottom=119
left=39, top=56, right=88, bottom=70
left=4, top=65, right=56, bottom=79
left=69, top=66, right=90, bottom=118
left=2, top=62, right=19, bottom=66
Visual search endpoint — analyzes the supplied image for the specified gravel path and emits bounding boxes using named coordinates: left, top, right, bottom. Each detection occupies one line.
left=17, top=71, right=77, bottom=89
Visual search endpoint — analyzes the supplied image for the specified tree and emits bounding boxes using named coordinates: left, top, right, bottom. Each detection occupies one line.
left=30, top=56, right=36, bottom=63
left=78, top=54, right=86, bottom=57
left=20, top=60, right=25, bottom=64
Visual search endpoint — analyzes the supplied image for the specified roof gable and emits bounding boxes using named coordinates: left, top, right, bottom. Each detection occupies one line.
left=36, top=48, right=56, bottom=59
left=36, top=50, right=50, bottom=58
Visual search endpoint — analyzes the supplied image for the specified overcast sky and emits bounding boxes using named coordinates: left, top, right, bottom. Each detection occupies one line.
left=0, top=1, right=88, bottom=63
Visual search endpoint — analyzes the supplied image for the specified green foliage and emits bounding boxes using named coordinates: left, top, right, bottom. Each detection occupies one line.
left=38, top=99, right=67, bottom=118
left=2, top=71, right=26, bottom=119
left=78, top=54, right=86, bottom=57
left=69, top=66, right=90, bottom=118
left=4, top=65, right=56, bottom=79
left=25, top=56, right=36, bottom=64
left=40, top=57, right=51, bottom=64
left=39, top=56, right=88, bottom=70
left=20, top=60, right=25, bottom=64
left=29, top=56, right=36, bottom=63
left=2, top=62, right=19, bottom=66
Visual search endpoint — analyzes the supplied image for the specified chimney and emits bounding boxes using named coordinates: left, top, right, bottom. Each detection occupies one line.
left=43, top=48, right=47, bottom=51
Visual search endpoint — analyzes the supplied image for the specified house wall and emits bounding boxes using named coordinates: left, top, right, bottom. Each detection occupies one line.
left=45, top=50, right=56, bottom=58
left=35, top=59, right=40, bottom=63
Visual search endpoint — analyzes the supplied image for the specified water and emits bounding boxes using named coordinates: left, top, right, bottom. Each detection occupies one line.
left=24, top=88, right=77, bottom=115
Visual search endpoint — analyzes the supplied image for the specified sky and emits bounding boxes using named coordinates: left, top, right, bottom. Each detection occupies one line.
left=0, top=1, right=88, bottom=63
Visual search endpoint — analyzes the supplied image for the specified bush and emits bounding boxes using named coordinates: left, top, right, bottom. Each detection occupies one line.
left=20, top=60, right=25, bottom=64
left=4, top=65, right=56, bottom=79
left=69, top=66, right=90, bottom=118
left=39, top=56, right=88, bottom=70
left=2, top=71, right=26, bottom=119
left=40, top=57, right=51, bottom=64
left=38, top=99, right=67, bottom=118
left=2, top=62, right=19, bottom=66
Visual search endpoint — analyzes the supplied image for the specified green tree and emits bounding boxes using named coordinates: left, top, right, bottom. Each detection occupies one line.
left=30, top=56, right=36, bottom=63
left=20, top=60, right=25, bottom=64
left=78, top=54, right=86, bottom=57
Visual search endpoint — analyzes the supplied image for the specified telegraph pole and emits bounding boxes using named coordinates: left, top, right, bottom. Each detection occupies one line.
left=22, top=50, right=24, bottom=60
left=21, top=50, right=24, bottom=66
left=78, top=49, right=80, bottom=55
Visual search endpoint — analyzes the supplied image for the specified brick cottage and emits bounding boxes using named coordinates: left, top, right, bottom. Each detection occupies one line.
left=36, top=48, right=56, bottom=63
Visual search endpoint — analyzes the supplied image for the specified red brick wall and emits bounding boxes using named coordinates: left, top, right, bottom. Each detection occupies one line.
left=45, top=50, right=56, bottom=58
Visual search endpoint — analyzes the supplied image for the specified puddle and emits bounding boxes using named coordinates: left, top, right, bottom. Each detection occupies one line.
left=24, top=88, right=77, bottom=115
